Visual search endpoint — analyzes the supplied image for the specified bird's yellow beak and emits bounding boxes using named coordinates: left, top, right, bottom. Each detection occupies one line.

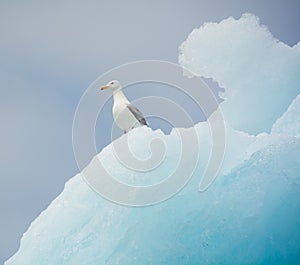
left=100, top=85, right=109, bottom=90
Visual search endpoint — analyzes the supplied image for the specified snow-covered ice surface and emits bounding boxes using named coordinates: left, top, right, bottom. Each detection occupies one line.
left=272, top=93, right=300, bottom=138
left=5, top=14, right=300, bottom=265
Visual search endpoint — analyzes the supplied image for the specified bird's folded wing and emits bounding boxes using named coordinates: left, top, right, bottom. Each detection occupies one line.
left=127, top=104, right=148, bottom=126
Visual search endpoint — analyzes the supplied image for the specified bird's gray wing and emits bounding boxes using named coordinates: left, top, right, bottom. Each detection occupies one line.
left=127, top=104, right=148, bottom=126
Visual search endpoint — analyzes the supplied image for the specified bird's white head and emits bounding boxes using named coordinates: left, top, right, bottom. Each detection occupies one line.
left=100, top=80, right=121, bottom=92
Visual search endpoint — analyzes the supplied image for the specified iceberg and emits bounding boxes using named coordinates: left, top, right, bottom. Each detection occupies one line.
left=179, top=13, right=300, bottom=135
left=5, top=13, right=300, bottom=265
left=5, top=114, right=300, bottom=265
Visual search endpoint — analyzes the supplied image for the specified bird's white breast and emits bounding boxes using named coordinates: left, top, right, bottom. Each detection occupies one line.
left=111, top=89, right=141, bottom=132
left=113, top=102, right=138, bottom=132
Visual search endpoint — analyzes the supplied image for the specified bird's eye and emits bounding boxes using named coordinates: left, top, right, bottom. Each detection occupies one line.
left=111, top=82, right=114, bottom=85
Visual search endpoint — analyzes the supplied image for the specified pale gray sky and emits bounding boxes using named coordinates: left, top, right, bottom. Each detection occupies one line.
left=0, top=0, right=299, bottom=263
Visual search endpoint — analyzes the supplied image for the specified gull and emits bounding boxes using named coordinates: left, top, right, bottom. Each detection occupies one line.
left=100, top=80, right=148, bottom=133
